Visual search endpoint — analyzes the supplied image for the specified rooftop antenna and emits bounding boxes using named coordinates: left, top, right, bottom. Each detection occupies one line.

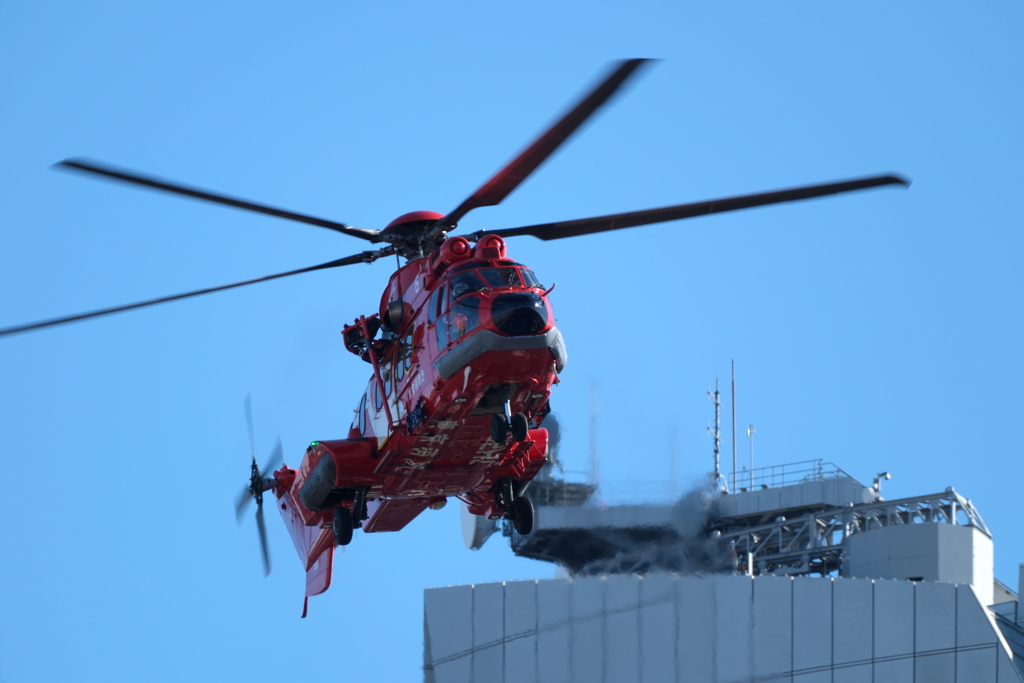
left=708, top=378, right=724, bottom=491
left=669, top=425, right=679, bottom=500
left=731, top=358, right=737, bottom=494
left=747, top=424, right=755, bottom=489
left=589, top=381, right=600, bottom=490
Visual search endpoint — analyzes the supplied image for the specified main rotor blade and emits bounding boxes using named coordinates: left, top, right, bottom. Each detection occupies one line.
left=56, top=159, right=380, bottom=242
left=0, top=247, right=394, bottom=338
left=255, top=503, right=271, bottom=576
left=435, top=59, right=652, bottom=234
left=470, top=174, right=909, bottom=242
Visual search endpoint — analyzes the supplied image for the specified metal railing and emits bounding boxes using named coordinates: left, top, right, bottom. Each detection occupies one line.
left=726, top=459, right=857, bottom=491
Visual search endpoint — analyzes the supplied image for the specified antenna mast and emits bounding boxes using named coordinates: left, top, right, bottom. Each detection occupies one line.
left=708, top=379, right=723, bottom=490
left=669, top=425, right=679, bottom=500
left=747, top=424, right=755, bottom=488
left=589, top=382, right=600, bottom=490
left=731, top=358, right=737, bottom=493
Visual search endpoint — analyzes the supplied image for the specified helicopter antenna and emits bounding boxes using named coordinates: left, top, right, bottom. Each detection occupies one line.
left=731, top=358, right=737, bottom=493
left=708, top=378, right=723, bottom=491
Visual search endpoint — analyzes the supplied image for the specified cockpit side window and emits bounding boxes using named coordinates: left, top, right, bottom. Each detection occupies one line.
left=403, top=333, right=414, bottom=372
left=478, top=267, right=521, bottom=288
left=428, top=287, right=440, bottom=324
left=448, top=295, right=481, bottom=341
left=519, top=268, right=542, bottom=288
left=438, top=283, right=449, bottom=316
left=436, top=313, right=449, bottom=349
left=358, top=393, right=367, bottom=435
left=395, top=339, right=406, bottom=382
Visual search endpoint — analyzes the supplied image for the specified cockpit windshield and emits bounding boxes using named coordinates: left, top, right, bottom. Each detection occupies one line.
left=478, top=267, right=522, bottom=288
left=449, top=271, right=485, bottom=299
left=448, top=266, right=540, bottom=301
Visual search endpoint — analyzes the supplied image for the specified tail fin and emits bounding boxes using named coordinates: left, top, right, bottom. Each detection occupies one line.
left=277, top=484, right=335, bottom=617
left=301, top=545, right=333, bottom=618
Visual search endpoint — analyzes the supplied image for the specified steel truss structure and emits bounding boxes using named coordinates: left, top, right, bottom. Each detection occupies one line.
left=720, top=488, right=990, bottom=576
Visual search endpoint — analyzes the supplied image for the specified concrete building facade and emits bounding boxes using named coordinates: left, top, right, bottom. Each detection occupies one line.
left=424, top=574, right=1022, bottom=683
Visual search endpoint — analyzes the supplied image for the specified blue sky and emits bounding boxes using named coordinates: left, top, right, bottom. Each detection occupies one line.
left=1, top=2, right=1022, bottom=681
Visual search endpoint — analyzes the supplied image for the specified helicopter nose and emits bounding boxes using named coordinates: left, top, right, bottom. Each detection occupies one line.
left=490, top=293, right=548, bottom=336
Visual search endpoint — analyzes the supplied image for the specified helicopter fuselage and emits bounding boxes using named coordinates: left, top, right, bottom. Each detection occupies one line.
left=269, top=233, right=562, bottom=611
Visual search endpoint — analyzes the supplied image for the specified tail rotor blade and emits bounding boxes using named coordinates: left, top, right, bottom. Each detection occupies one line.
left=237, top=399, right=277, bottom=575
left=263, top=438, right=283, bottom=474
left=245, top=394, right=256, bottom=465
left=234, top=486, right=252, bottom=524
left=255, top=502, right=271, bottom=577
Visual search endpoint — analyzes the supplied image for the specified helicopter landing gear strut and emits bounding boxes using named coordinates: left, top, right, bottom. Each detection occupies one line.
left=490, top=413, right=508, bottom=443
left=352, top=486, right=369, bottom=529
left=490, top=401, right=529, bottom=443
left=493, top=477, right=535, bottom=535
left=332, top=486, right=370, bottom=547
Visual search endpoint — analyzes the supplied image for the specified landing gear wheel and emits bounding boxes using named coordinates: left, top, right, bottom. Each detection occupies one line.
left=512, top=496, right=534, bottom=535
left=510, top=412, right=529, bottom=442
left=332, top=506, right=354, bottom=546
left=490, top=413, right=509, bottom=443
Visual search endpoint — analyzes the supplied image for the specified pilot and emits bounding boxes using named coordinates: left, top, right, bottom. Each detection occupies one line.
left=451, top=310, right=468, bottom=337
left=450, top=272, right=481, bottom=300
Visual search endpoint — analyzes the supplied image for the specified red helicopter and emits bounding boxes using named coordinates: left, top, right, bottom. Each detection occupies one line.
left=0, top=59, right=908, bottom=615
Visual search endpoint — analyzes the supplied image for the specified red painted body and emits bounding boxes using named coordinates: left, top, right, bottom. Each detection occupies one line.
left=271, top=231, right=560, bottom=613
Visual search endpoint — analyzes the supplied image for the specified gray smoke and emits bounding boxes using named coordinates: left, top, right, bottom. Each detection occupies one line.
left=572, top=475, right=737, bottom=577
left=538, top=412, right=564, bottom=476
